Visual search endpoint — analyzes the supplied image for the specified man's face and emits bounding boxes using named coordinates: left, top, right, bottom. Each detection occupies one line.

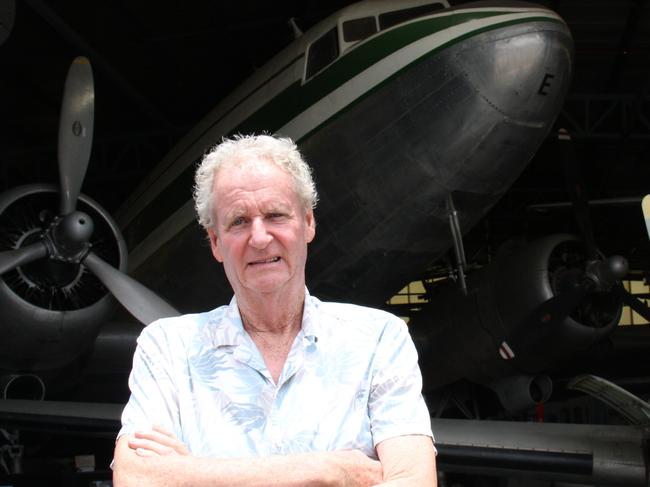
left=207, top=157, right=315, bottom=297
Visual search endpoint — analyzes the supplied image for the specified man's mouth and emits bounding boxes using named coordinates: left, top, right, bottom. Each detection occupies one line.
left=249, top=257, right=281, bottom=266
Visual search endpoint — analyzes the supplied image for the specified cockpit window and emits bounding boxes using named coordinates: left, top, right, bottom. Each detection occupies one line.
left=378, top=3, right=444, bottom=31
left=306, top=27, right=339, bottom=79
left=343, top=17, right=377, bottom=43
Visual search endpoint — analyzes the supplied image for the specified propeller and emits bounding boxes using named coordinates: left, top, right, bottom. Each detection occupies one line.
left=613, top=284, right=650, bottom=322
left=58, top=57, right=94, bottom=216
left=556, top=128, right=650, bottom=323
left=516, top=254, right=628, bottom=343
left=0, top=57, right=179, bottom=325
left=84, top=252, right=178, bottom=325
left=0, top=242, right=47, bottom=275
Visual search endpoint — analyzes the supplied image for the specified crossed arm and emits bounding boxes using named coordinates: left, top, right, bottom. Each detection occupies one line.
left=112, top=426, right=436, bottom=487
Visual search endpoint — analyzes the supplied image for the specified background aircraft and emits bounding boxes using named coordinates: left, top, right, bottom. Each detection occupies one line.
left=1, top=2, right=648, bottom=487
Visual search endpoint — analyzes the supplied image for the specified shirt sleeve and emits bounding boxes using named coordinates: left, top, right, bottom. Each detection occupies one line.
left=117, top=322, right=182, bottom=442
left=368, top=315, right=434, bottom=448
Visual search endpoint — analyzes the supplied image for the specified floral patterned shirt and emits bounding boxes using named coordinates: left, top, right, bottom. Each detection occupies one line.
left=118, top=291, right=433, bottom=458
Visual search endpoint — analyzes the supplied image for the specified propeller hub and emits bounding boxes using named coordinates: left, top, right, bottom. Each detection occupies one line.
left=604, top=255, right=629, bottom=281
left=585, top=255, right=629, bottom=291
left=58, top=211, right=94, bottom=245
left=43, top=211, right=94, bottom=263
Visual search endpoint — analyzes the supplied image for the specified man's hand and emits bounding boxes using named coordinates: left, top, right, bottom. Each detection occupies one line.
left=127, top=424, right=190, bottom=457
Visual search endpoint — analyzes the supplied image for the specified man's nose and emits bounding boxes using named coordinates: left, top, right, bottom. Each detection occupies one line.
left=249, top=218, right=273, bottom=249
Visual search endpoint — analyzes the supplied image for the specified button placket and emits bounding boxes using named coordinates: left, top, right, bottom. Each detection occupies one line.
left=266, top=386, right=282, bottom=452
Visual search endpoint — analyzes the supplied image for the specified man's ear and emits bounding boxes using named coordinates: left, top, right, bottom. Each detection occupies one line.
left=207, top=228, right=224, bottom=262
left=305, top=210, right=316, bottom=243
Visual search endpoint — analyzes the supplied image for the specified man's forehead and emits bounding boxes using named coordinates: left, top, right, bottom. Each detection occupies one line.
left=215, top=157, right=285, bottom=189
left=224, top=198, right=292, bottom=215
left=212, top=158, right=300, bottom=214
left=214, top=165, right=292, bottom=194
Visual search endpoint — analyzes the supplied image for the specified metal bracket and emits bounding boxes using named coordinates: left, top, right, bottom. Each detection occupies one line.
left=0, top=428, right=22, bottom=474
left=446, top=194, right=468, bottom=295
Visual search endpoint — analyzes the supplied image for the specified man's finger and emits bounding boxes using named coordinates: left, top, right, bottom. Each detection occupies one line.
left=135, top=429, right=179, bottom=448
left=129, top=437, right=174, bottom=456
left=134, top=429, right=190, bottom=455
left=152, top=424, right=174, bottom=437
left=135, top=447, right=158, bottom=457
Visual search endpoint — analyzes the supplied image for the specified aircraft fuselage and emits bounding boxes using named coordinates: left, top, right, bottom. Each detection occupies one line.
left=117, top=0, right=573, bottom=312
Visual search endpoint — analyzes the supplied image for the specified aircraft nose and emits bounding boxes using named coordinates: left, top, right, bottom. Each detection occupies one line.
left=456, top=19, right=573, bottom=125
left=422, top=16, right=574, bottom=195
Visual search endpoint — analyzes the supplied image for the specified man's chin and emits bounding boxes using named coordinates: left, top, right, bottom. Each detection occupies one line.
left=243, top=274, right=290, bottom=295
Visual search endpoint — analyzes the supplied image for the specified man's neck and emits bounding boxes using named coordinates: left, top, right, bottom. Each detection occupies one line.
left=237, top=287, right=305, bottom=336
left=237, top=288, right=306, bottom=384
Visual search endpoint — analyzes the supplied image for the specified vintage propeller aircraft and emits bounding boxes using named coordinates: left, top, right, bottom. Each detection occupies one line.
left=1, top=0, right=649, bottom=484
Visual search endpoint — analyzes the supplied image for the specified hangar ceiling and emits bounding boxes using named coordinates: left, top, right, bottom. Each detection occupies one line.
left=0, top=0, right=649, bottom=273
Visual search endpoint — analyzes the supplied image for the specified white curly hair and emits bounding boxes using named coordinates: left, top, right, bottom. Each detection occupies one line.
left=193, top=134, right=318, bottom=230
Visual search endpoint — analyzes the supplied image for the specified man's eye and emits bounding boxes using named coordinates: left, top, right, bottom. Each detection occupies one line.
left=231, top=217, right=245, bottom=227
left=267, top=213, right=286, bottom=220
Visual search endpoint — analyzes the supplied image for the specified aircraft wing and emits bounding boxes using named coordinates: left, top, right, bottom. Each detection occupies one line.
left=0, top=399, right=121, bottom=438
left=433, top=418, right=648, bottom=487
left=0, top=398, right=646, bottom=485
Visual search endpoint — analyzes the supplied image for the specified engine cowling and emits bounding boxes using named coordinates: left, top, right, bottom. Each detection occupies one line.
left=0, top=184, right=127, bottom=372
left=410, top=234, right=622, bottom=404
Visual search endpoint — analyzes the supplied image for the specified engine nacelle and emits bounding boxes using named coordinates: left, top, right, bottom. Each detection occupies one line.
left=0, top=184, right=127, bottom=372
left=411, top=234, right=622, bottom=399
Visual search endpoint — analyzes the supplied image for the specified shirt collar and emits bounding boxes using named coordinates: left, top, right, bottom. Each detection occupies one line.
left=209, top=289, right=321, bottom=348
left=209, top=295, right=246, bottom=348
left=300, top=289, right=320, bottom=346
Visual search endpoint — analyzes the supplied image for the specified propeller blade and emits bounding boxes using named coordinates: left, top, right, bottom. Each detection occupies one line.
left=83, top=251, right=179, bottom=325
left=58, top=56, right=94, bottom=216
left=558, top=129, right=599, bottom=260
left=614, top=284, right=650, bottom=322
left=0, top=242, right=47, bottom=275
left=531, top=283, right=590, bottom=328
left=509, top=282, right=591, bottom=352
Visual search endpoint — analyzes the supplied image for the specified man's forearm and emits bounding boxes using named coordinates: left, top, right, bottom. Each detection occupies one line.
left=115, top=453, right=334, bottom=487
left=113, top=436, right=382, bottom=487
left=375, top=435, right=437, bottom=487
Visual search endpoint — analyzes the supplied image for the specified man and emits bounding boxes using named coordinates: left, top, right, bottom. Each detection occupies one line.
left=113, top=135, right=436, bottom=486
